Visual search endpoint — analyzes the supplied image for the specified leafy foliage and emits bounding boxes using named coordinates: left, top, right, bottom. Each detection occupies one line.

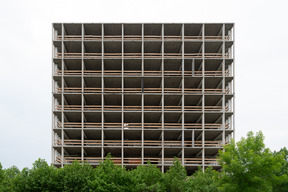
left=0, top=165, right=20, bottom=192
left=185, top=167, right=220, bottom=192
left=273, top=147, right=288, bottom=192
left=60, top=160, right=94, bottom=191
left=0, top=163, right=4, bottom=184
left=27, top=158, right=60, bottom=191
left=88, top=155, right=133, bottom=192
left=163, top=158, right=187, bottom=192
left=219, top=131, right=285, bottom=192
left=131, top=161, right=164, bottom=192
left=0, top=131, right=287, bottom=192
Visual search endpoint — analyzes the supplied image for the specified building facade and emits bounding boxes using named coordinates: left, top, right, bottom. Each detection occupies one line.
left=52, top=23, right=234, bottom=174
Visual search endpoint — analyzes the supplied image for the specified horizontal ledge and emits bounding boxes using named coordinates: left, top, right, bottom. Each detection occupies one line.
left=55, top=70, right=231, bottom=77
left=56, top=35, right=231, bottom=41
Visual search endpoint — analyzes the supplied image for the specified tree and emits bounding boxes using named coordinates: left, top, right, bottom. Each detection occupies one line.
left=0, top=163, right=4, bottom=185
left=0, top=165, right=20, bottom=192
left=24, top=158, right=60, bottom=191
left=88, top=154, right=133, bottom=192
left=185, top=167, right=220, bottom=192
left=60, top=160, right=94, bottom=192
left=218, top=131, right=285, bottom=192
left=273, top=147, right=288, bottom=192
left=131, top=161, right=165, bottom=192
left=163, top=158, right=187, bottom=192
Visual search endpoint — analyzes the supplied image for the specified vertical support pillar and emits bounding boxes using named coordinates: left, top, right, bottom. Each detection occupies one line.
left=81, top=23, right=84, bottom=162
left=222, top=24, right=226, bottom=145
left=61, top=23, right=65, bottom=167
left=141, top=23, right=144, bottom=165
left=161, top=23, right=164, bottom=172
left=192, top=130, right=194, bottom=147
left=191, top=59, right=195, bottom=75
left=202, top=23, right=205, bottom=172
left=181, top=23, right=185, bottom=165
left=121, top=23, right=124, bottom=167
left=232, top=24, right=235, bottom=139
left=51, top=24, right=55, bottom=166
left=101, top=23, right=104, bottom=160
left=202, top=132, right=205, bottom=172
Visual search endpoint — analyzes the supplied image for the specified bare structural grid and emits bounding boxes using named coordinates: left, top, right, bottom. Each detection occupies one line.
left=52, top=23, right=234, bottom=174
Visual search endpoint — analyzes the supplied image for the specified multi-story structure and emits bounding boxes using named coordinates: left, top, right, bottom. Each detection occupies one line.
left=52, top=23, right=234, bottom=174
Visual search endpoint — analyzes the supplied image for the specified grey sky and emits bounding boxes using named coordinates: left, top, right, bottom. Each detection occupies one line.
left=0, top=0, right=287, bottom=169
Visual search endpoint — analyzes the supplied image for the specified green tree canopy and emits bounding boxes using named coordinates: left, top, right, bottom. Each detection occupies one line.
left=24, top=158, right=60, bottom=191
left=0, top=131, right=287, bottom=192
left=0, top=163, right=4, bottom=184
left=88, top=154, right=133, bottom=192
left=60, top=160, right=94, bottom=192
left=163, top=158, right=187, bottom=192
left=131, top=161, right=164, bottom=192
left=4, top=166, right=21, bottom=192
left=185, top=166, right=220, bottom=192
left=219, top=131, right=285, bottom=192
left=273, top=147, right=288, bottom=192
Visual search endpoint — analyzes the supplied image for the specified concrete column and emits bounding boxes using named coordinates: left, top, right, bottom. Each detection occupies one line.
left=121, top=23, right=124, bottom=167
left=192, top=130, right=194, bottom=147
left=232, top=24, right=235, bottom=139
left=202, top=132, right=205, bottom=172
left=202, top=24, right=205, bottom=170
left=101, top=23, right=104, bottom=159
left=51, top=24, right=56, bottom=165
left=222, top=24, right=226, bottom=145
left=81, top=23, right=84, bottom=162
left=181, top=23, right=185, bottom=165
left=161, top=23, right=164, bottom=172
left=61, top=23, right=64, bottom=167
left=141, top=23, right=144, bottom=164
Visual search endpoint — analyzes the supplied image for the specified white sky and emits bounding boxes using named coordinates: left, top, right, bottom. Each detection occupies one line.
left=0, top=0, right=287, bottom=169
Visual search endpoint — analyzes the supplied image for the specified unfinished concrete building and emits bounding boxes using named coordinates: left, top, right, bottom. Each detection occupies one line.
left=52, top=23, right=234, bottom=173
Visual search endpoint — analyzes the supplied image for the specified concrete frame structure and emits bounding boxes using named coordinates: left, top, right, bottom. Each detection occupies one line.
left=52, top=23, right=234, bottom=174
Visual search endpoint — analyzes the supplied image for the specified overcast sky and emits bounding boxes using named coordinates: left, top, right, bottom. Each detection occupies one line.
left=0, top=0, right=287, bottom=169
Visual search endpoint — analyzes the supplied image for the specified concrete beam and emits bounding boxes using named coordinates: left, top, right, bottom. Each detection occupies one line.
left=196, top=114, right=202, bottom=123
left=214, top=132, right=223, bottom=141
left=196, top=132, right=203, bottom=140
left=196, top=149, right=202, bottom=157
